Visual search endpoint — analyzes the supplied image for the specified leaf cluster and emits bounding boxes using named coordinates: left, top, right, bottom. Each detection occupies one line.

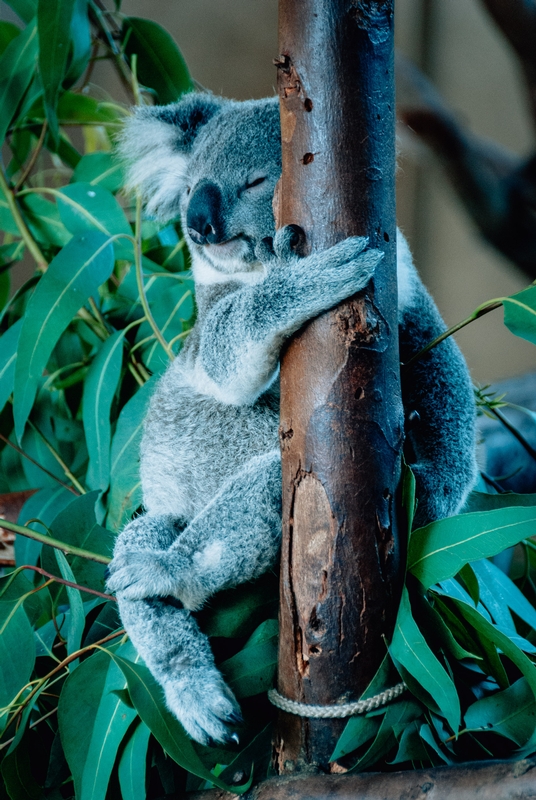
left=1, top=0, right=536, bottom=796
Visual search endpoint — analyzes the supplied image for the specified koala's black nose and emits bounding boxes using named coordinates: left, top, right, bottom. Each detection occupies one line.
left=186, top=181, right=225, bottom=245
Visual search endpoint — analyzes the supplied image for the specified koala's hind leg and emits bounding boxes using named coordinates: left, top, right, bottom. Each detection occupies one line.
left=118, top=595, right=241, bottom=745
left=107, top=449, right=282, bottom=608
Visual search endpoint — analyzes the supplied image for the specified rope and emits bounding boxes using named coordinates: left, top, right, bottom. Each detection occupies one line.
left=268, top=681, right=407, bottom=718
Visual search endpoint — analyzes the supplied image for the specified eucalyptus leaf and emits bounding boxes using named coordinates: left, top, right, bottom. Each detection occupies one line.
left=463, top=491, right=536, bottom=513
left=83, top=330, right=124, bottom=492
left=57, top=182, right=133, bottom=259
left=0, top=317, right=22, bottom=414
left=0, top=19, right=38, bottom=145
left=464, top=677, right=536, bottom=746
left=65, top=0, right=90, bottom=85
left=13, top=231, right=114, bottom=441
left=73, top=152, right=123, bottom=193
left=107, top=377, right=157, bottom=531
left=220, top=620, right=278, bottom=699
left=391, top=587, right=460, bottom=731
left=0, top=22, right=21, bottom=58
left=0, top=732, right=42, bottom=799
left=3, top=0, right=36, bottom=23
left=21, top=192, right=71, bottom=247
left=347, top=699, right=422, bottom=772
left=58, top=642, right=139, bottom=800
left=332, top=654, right=399, bottom=761
left=0, top=601, right=35, bottom=711
left=408, top=506, right=536, bottom=589
left=122, top=17, right=192, bottom=104
left=108, top=653, right=252, bottom=795
left=503, top=285, right=536, bottom=345
left=53, top=549, right=84, bottom=655
left=118, top=720, right=151, bottom=800
left=37, top=0, right=77, bottom=140
left=473, top=558, right=536, bottom=632
left=389, top=720, right=429, bottom=764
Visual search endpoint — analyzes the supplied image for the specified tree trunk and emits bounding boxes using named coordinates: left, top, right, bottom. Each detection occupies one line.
left=272, top=0, right=403, bottom=773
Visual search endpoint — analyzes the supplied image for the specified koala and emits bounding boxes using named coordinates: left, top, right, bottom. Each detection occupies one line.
left=106, top=93, right=478, bottom=746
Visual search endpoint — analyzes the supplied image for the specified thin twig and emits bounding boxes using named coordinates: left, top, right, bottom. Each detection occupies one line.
left=0, top=431, right=79, bottom=495
left=28, top=420, right=86, bottom=495
left=134, top=196, right=174, bottom=361
left=0, top=519, right=111, bottom=564
left=402, top=299, right=504, bottom=369
left=14, top=120, right=48, bottom=192
left=0, top=169, right=47, bottom=271
left=19, top=565, right=116, bottom=601
left=488, top=406, right=536, bottom=463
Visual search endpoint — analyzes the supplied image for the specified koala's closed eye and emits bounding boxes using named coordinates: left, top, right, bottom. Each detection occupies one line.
left=244, top=175, right=266, bottom=190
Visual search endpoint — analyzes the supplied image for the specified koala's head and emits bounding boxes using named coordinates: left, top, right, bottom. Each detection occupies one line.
left=119, top=93, right=281, bottom=278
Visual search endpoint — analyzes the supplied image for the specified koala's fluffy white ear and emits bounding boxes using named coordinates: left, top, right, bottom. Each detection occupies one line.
left=117, top=93, right=225, bottom=221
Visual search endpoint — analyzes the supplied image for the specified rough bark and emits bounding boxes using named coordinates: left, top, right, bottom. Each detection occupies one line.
left=273, top=0, right=403, bottom=773
left=185, top=757, right=536, bottom=800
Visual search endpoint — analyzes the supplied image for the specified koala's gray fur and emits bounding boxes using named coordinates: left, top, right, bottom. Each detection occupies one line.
left=106, top=93, right=478, bottom=746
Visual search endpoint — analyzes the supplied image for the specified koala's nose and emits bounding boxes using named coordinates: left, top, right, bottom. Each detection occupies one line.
left=186, top=181, right=225, bottom=245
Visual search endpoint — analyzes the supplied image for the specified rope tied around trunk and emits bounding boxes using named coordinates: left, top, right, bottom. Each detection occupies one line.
left=268, top=682, right=407, bottom=718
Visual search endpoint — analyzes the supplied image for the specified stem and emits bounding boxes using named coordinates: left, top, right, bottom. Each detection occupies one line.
left=77, top=306, right=109, bottom=341
left=14, top=120, right=48, bottom=192
left=134, top=196, right=174, bottom=361
left=402, top=299, right=504, bottom=369
left=489, top=406, right=536, bottom=463
left=0, top=168, right=47, bottom=271
left=162, top=238, right=187, bottom=268
left=28, top=420, right=86, bottom=495
left=0, top=431, right=79, bottom=495
left=127, top=361, right=145, bottom=387
left=0, top=519, right=111, bottom=564
left=19, top=565, right=116, bottom=601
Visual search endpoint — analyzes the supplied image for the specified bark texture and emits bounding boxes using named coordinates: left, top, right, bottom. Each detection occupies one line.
left=273, top=0, right=403, bottom=772
left=186, top=756, right=536, bottom=800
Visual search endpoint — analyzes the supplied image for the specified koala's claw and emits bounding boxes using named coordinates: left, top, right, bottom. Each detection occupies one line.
left=164, top=670, right=242, bottom=746
left=106, top=550, right=178, bottom=600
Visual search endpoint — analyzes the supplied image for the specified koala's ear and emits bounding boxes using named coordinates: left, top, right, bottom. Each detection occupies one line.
left=117, top=93, right=225, bottom=220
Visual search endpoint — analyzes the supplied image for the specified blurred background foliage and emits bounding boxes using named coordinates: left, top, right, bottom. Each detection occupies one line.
left=0, top=1, right=536, bottom=798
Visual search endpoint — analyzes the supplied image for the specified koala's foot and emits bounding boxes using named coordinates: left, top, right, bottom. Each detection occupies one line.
left=164, top=667, right=242, bottom=746
left=106, top=549, right=185, bottom=601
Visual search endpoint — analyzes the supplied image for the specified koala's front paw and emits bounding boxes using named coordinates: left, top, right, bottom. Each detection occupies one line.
left=106, top=549, right=180, bottom=600
left=164, top=668, right=242, bottom=746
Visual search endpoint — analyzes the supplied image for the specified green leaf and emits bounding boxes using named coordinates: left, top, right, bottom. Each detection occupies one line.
left=13, top=231, right=114, bottom=441
left=220, top=620, right=278, bottom=699
left=472, top=560, right=517, bottom=633
left=464, top=677, right=536, bottom=746
left=408, top=506, right=536, bottom=589
left=389, top=719, right=429, bottom=764
left=118, top=721, right=151, bottom=800
left=107, top=377, right=157, bottom=531
left=41, top=492, right=113, bottom=593
left=3, top=0, right=36, bottom=23
left=1, top=732, right=42, bottom=799
left=331, top=654, right=396, bottom=761
left=65, top=0, right=90, bottom=85
left=347, top=699, right=422, bottom=772
left=107, top=653, right=251, bottom=795
left=458, top=563, right=479, bottom=606
left=0, top=22, right=21, bottom=58
left=15, top=487, right=76, bottom=568
left=463, top=491, right=536, bottom=513
left=475, top=558, right=536, bottom=632
left=21, top=192, right=71, bottom=247
left=73, top=152, right=123, bottom=193
left=503, top=285, right=536, bottom=345
left=0, top=20, right=38, bottom=145
left=453, top=597, right=536, bottom=698
left=122, top=17, right=192, bottom=104
left=83, top=330, right=124, bottom=492
left=0, top=601, right=35, bottom=711
left=0, top=317, right=22, bottom=414
left=56, top=91, right=120, bottom=125
left=37, top=0, right=77, bottom=141
left=199, top=572, right=278, bottom=639
left=58, top=643, right=139, bottom=800
left=420, top=596, right=481, bottom=661
left=57, top=182, right=132, bottom=258
left=53, top=549, right=84, bottom=654
left=391, top=587, right=460, bottom=731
